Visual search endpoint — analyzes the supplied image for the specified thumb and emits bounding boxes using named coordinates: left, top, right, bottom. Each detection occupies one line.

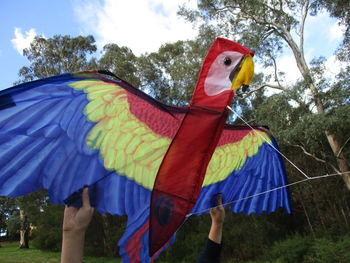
left=82, top=187, right=91, bottom=208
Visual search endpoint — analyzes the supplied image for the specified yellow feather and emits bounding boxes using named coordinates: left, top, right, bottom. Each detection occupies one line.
left=125, top=136, right=142, bottom=155
left=133, top=165, right=145, bottom=187
left=84, top=98, right=105, bottom=116
left=102, top=93, right=114, bottom=102
left=87, top=89, right=112, bottom=100
left=134, top=142, right=152, bottom=164
left=115, top=149, right=126, bottom=171
left=104, top=118, right=118, bottom=131
left=85, top=99, right=106, bottom=122
left=86, top=123, right=104, bottom=149
left=115, top=132, right=134, bottom=152
left=145, top=167, right=157, bottom=189
left=86, top=82, right=117, bottom=93
left=104, top=147, right=116, bottom=170
left=104, top=103, right=118, bottom=117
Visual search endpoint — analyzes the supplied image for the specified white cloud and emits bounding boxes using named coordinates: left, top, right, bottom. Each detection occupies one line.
left=277, top=54, right=302, bottom=84
left=324, top=55, right=347, bottom=81
left=255, top=53, right=302, bottom=90
left=72, top=0, right=198, bottom=55
left=329, top=22, right=345, bottom=41
left=11, top=27, right=37, bottom=55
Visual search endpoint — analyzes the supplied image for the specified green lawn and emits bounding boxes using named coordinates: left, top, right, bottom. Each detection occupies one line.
left=0, top=242, right=119, bottom=263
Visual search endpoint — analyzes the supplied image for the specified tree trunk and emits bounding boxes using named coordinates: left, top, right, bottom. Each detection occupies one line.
left=101, top=214, right=114, bottom=256
left=325, top=132, right=350, bottom=188
left=19, top=209, right=30, bottom=249
left=286, top=33, right=350, bottom=189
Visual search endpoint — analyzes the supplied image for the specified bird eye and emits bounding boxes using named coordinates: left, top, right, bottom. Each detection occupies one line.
left=224, top=57, right=232, bottom=66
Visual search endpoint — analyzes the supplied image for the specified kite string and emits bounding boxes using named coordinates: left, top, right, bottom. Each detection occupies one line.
left=187, top=171, right=350, bottom=217
left=226, top=106, right=311, bottom=179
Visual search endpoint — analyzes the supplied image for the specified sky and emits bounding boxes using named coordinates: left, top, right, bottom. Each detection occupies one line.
left=0, top=0, right=346, bottom=91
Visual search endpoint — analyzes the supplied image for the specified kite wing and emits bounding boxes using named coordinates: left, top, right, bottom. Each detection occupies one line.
left=0, top=70, right=187, bottom=262
left=192, top=125, right=291, bottom=215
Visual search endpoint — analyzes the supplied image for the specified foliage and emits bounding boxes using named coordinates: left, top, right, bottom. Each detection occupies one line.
left=84, top=213, right=126, bottom=257
left=255, top=234, right=350, bottom=263
left=99, top=44, right=141, bottom=87
left=0, top=197, right=16, bottom=236
left=179, top=0, right=290, bottom=68
left=6, top=212, right=20, bottom=239
left=304, top=235, right=350, bottom=263
left=18, top=35, right=98, bottom=83
left=158, top=213, right=211, bottom=262
left=30, top=204, right=125, bottom=257
left=262, top=234, right=312, bottom=263
left=31, top=204, right=64, bottom=251
left=137, top=36, right=210, bottom=106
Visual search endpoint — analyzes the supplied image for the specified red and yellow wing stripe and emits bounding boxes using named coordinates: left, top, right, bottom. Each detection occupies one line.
left=204, top=129, right=271, bottom=186
left=69, top=80, right=172, bottom=190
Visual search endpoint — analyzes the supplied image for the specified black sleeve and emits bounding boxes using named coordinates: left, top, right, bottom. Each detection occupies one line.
left=197, top=238, right=222, bottom=263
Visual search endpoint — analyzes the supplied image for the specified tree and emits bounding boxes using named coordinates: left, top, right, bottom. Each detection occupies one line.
left=17, top=191, right=49, bottom=249
left=18, top=35, right=98, bottom=83
left=98, top=44, right=141, bottom=87
left=179, top=0, right=350, bottom=189
left=136, top=30, right=214, bottom=106
left=0, top=197, right=17, bottom=247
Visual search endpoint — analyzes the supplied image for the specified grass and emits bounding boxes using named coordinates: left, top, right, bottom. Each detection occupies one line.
left=0, top=242, right=119, bottom=263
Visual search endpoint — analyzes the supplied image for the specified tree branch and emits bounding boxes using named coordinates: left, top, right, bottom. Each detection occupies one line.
left=299, top=0, right=309, bottom=55
left=256, top=83, right=287, bottom=91
left=291, top=143, right=327, bottom=163
left=240, top=83, right=286, bottom=99
left=289, top=143, right=340, bottom=174
left=270, top=55, right=283, bottom=87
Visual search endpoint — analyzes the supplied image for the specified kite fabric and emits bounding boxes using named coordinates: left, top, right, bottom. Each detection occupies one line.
left=150, top=38, right=255, bottom=255
left=0, top=38, right=291, bottom=263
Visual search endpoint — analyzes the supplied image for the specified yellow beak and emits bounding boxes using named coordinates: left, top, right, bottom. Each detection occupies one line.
left=231, top=54, right=254, bottom=91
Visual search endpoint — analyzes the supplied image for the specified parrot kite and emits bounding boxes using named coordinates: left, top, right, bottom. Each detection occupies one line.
left=0, top=38, right=291, bottom=263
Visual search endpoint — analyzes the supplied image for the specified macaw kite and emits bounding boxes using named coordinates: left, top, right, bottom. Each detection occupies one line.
left=0, top=38, right=291, bottom=262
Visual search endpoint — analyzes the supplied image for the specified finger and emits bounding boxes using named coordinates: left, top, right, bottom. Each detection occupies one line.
left=215, top=194, right=223, bottom=206
left=82, top=187, right=91, bottom=208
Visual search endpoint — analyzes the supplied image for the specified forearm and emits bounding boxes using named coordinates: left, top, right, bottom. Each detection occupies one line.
left=61, top=230, right=86, bottom=263
left=208, top=222, right=223, bottom=244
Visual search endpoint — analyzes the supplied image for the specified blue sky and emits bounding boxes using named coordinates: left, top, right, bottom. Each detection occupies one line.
left=0, top=1, right=82, bottom=89
left=0, top=0, right=345, bottom=91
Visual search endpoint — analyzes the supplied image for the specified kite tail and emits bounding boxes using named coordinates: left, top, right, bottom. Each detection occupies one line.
left=118, top=206, right=175, bottom=263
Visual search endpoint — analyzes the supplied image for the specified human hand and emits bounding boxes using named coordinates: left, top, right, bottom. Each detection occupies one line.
left=210, top=194, right=225, bottom=226
left=63, top=188, right=94, bottom=233
left=61, top=188, right=94, bottom=263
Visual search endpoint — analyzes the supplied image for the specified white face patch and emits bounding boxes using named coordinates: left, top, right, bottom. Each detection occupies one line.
left=204, top=51, right=243, bottom=96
